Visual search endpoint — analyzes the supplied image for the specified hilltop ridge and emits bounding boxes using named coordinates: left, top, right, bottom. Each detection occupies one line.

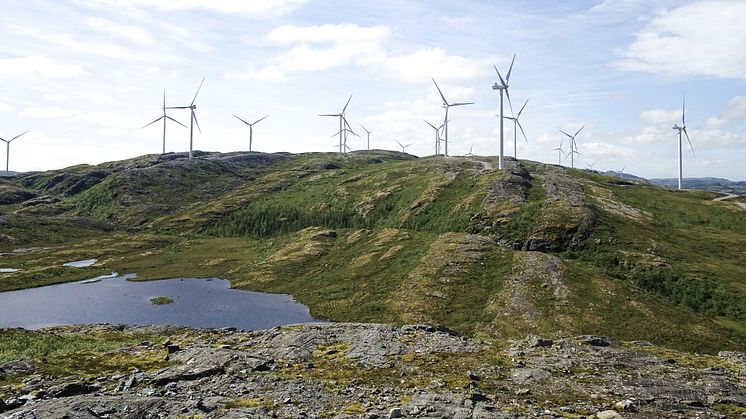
left=1, top=150, right=746, bottom=354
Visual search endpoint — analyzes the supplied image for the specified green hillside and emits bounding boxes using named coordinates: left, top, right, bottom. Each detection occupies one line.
left=1, top=150, right=745, bottom=353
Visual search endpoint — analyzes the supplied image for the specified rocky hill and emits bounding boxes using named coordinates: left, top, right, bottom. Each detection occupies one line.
left=1, top=150, right=746, bottom=355
left=1, top=323, right=745, bottom=418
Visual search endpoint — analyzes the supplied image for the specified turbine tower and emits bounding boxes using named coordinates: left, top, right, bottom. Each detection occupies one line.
left=142, top=91, right=186, bottom=154
left=504, top=98, right=529, bottom=159
left=360, top=124, right=372, bottom=150
left=492, top=53, right=516, bottom=170
left=432, top=78, right=473, bottom=157
left=0, top=130, right=29, bottom=176
left=320, top=95, right=355, bottom=154
left=166, top=76, right=206, bottom=159
left=559, top=126, right=584, bottom=168
left=233, top=114, right=269, bottom=152
left=395, top=140, right=412, bottom=153
left=424, top=119, right=445, bottom=156
left=672, top=94, right=694, bottom=190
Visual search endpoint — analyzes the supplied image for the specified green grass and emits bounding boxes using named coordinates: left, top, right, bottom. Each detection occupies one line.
left=150, top=296, right=174, bottom=305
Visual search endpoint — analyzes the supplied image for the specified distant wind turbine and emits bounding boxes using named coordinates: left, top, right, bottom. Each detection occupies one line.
left=395, top=140, right=412, bottom=153
left=432, top=78, right=473, bottom=157
left=672, top=93, right=694, bottom=190
left=320, top=95, right=356, bottom=154
left=492, top=53, right=516, bottom=170
left=585, top=162, right=596, bottom=170
left=552, top=142, right=566, bottom=166
left=142, top=91, right=186, bottom=154
left=234, top=114, right=269, bottom=152
left=166, top=76, right=206, bottom=159
left=0, top=130, right=29, bottom=175
left=559, top=125, right=584, bottom=168
left=618, top=165, right=626, bottom=180
left=423, top=119, right=445, bottom=156
left=504, top=98, right=529, bottom=159
left=466, top=144, right=474, bottom=157
left=360, top=124, right=372, bottom=150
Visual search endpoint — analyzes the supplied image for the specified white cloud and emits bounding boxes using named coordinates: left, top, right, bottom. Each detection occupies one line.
left=640, top=109, right=679, bottom=125
left=0, top=102, right=14, bottom=112
left=619, top=1, right=746, bottom=79
left=0, top=56, right=84, bottom=79
left=84, top=17, right=154, bottom=45
left=723, top=96, right=746, bottom=120
left=230, top=24, right=495, bottom=83
left=21, top=107, right=79, bottom=118
left=91, top=0, right=308, bottom=14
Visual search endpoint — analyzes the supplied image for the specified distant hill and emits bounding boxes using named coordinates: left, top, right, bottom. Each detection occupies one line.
left=599, top=170, right=648, bottom=182
left=649, top=177, right=746, bottom=194
left=1, top=150, right=746, bottom=353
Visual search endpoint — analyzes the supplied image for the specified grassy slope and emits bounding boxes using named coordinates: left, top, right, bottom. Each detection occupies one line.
left=1, top=151, right=745, bottom=353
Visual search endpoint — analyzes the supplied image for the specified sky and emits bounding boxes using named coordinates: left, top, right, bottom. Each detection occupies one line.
left=1, top=0, right=745, bottom=180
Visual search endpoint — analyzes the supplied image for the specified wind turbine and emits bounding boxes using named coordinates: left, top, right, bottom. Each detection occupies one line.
left=395, top=140, right=412, bottom=153
left=552, top=141, right=566, bottom=166
left=360, top=124, right=372, bottom=150
left=559, top=125, right=584, bottom=168
left=504, top=98, right=529, bottom=159
left=492, top=53, right=516, bottom=170
left=585, top=162, right=596, bottom=171
left=320, top=94, right=354, bottom=154
left=166, top=76, right=205, bottom=159
left=672, top=93, right=694, bottom=190
left=618, top=165, right=627, bottom=180
left=424, top=119, right=445, bottom=156
left=142, top=91, right=186, bottom=154
left=0, top=131, right=29, bottom=176
left=432, top=78, right=473, bottom=157
left=466, top=144, right=474, bottom=157
left=234, top=114, right=269, bottom=152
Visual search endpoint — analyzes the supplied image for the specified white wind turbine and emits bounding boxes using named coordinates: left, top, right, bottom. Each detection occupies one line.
left=320, top=95, right=356, bottom=154
left=552, top=141, right=566, bottom=166
left=395, top=140, right=412, bottom=153
left=432, top=78, right=473, bottom=157
left=466, top=144, right=474, bottom=157
left=492, top=53, right=516, bottom=170
left=0, top=130, right=29, bottom=176
left=142, top=91, right=186, bottom=154
left=424, top=119, right=445, bottom=156
left=234, top=114, right=269, bottom=152
left=618, top=165, right=627, bottom=180
left=559, top=126, right=584, bottom=168
left=360, top=124, right=372, bottom=150
left=672, top=94, right=694, bottom=190
left=166, top=76, right=206, bottom=159
left=504, top=98, right=529, bottom=159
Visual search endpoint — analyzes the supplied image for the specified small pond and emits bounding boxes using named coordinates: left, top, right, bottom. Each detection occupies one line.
left=0, top=274, right=316, bottom=330
left=63, top=258, right=98, bottom=267
left=0, top=268, right=20, bottom=273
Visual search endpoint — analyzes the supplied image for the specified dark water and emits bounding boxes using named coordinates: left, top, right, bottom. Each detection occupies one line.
left=0, top=274, right=316, bottom=330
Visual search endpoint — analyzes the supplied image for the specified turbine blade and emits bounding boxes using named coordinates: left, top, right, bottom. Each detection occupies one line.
left=505, top=53, right=516, bottom=83
left=162, top=90, right=166, bottom=109
left=166, top=116, right=187, bottom=128
left=494, top=65, right=506, bottom=87
left=516, top=120, right=528, bottom=143
left=166, top=106, right=191, bottom=109
left=682, top=92, right=686, bottom=126
left=11, top=130, right=30, bottom=141
left=395, top=140, right=403, bottom=147
left=451, top=102, right=474, bottom=106
left=424, top=120, right=437, bottom=130
left=342, top=94, right=353, bottom=113
left=252, top=115, right=269, bottom=125
left=574, top=125, right=584, bottom=137
left=431, top=77, right=448, bottom=105
left=559, top=129, right=573, bottom=139
left=505, top=88, right=514, bottom=115
left=191, top=76, right=206, bottom=106
left=405, top=144, right=412, bottom=147
left=517, top=98, right=529, bottom=118
left=683, top=127, right=695, bottom=156
left=330, top=130, right=343, bottom=139
left=233, top=115, right=251, bottom=125
left=193, top=111, right=202, bottom=134
left=142, top=116, right=165, bottom=129
left=319, top=114, right=340, bottom=117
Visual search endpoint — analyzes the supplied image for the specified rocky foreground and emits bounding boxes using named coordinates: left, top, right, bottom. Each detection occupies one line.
left=1, top=323, right=746, bottom=418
